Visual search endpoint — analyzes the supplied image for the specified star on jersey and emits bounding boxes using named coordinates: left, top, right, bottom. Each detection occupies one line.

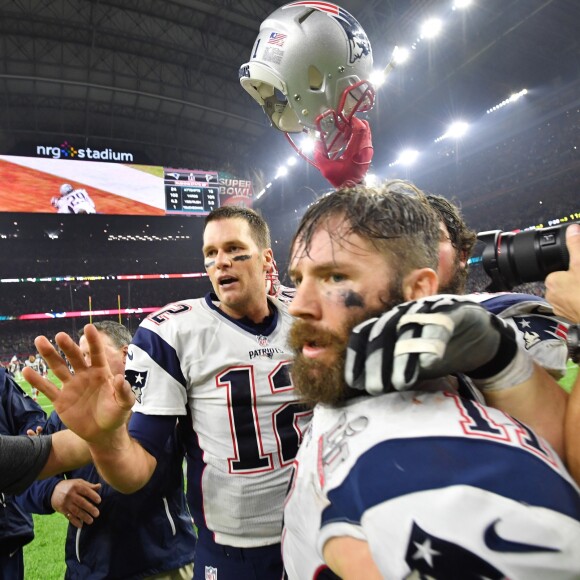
left=125, top=369, right=149, bottom=403
left=404, top=521, right=504, bottom=579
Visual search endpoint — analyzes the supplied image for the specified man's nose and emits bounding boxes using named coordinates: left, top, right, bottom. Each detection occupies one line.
left=288, top=278, right=321, bottom=320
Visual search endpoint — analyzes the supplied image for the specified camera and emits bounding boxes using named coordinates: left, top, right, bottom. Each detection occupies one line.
left=475, top=222, right=575, bottom=291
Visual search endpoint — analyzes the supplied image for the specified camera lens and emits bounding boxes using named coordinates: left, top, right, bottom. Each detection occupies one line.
left=477, top=223, right=573, bottom=291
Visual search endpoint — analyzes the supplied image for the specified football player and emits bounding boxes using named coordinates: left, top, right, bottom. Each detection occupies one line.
left=51, top=183, right=96, bottom=214
left=283, top=183, right=580, bottom=579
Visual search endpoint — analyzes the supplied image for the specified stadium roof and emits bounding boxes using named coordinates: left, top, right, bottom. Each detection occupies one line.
left=1, top=0, right=579, bottom=187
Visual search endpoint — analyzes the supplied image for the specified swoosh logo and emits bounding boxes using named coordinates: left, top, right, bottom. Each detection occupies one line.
left=127, top=350, right=134, bottom=360
left=484, top=519, right=559, bottom=553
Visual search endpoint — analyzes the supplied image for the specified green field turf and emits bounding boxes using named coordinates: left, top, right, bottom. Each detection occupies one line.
left=14, top=361, right=579, bottom=577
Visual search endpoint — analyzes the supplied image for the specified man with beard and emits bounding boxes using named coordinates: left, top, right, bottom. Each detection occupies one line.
left=282, top=184, right=580, bottom=579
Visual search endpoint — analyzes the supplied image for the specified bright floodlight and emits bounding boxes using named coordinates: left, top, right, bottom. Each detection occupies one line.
left=287, top=156, right=297, bottom=166
left=486, top=88, right=528, bottom=114
left=453, top=0, right=472, bottom=9
left=393, top=45, right=410, bottom=64
left=447, top=121, right=469, bottom=139
left=300, top=135, right=316, bottom=154
left=364, top=173, right=378, bottom=186
left=369, top=69, right=387, bottom=87
left=420, top=18, right=443, bottom=39
left=397, top=149, right=419, bottom=166
left=275, top=166, right=288, bottom=179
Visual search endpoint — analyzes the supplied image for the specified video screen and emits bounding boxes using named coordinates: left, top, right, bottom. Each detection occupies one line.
left=0, top=155, right=253, bottom=215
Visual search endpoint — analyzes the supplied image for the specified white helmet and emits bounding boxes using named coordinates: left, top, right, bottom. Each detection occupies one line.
left=240, top=1, right=374, bottom=148
left=60, top=183, right=74, bottom=196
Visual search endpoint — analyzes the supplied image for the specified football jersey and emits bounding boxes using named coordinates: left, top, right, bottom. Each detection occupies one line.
left=127, top=293, right=312, bottom=548
left=283, top=390, right=580, bottom=579
left=466, top=292, right=569, bottom=377
left=54, top=188, right=96, bottom=214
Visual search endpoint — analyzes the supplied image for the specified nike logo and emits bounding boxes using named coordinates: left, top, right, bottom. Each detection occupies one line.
left=484, top=519, right=559, bottom=553
left=127, top=351, right=134, bottom=360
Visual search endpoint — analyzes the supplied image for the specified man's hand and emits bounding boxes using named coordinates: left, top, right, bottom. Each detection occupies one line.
left=545, top=223, right=580, bottom=324
left=345, top=295, right=534, bottom=394
left=22, top=324, right=135, bottom=445
left=51, top=479, right=102, bottom=529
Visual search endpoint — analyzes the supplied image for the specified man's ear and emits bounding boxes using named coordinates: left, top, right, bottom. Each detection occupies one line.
left=402, top=268, right=439, bottom=301
left=263, top=248, right=274, bottom=272
left=121, top=345, right=129, bottom=364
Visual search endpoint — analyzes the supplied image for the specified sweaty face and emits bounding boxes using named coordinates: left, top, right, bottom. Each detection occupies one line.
left=288, top=220, right=403, bottom=406
left=79, top=332, right=126, bottom=376
left=437, top=222, right=467, bottom=294
left=203, top=218, right=271, bottom=320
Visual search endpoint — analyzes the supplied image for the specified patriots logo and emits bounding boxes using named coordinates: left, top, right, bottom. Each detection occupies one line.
left=513, top=315, right=568, bottom=350
left=124, top=369, right=149, bottom=403
left=404, top=522, right=504, bottom=579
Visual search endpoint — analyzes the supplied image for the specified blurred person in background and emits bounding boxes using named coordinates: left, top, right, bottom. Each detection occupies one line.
left=19, top=321, right=196, bottom=580
left=0, top=364, right=46, bottom=580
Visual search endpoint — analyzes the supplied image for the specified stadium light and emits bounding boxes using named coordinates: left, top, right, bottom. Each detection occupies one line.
left=393, top=45, right=410, bottom=64
left=435, top=120, right=469, bottom=142
left=287, top=156, right=297, bottom=166
left=364, top=173, right=378, bottom=186
left=395, top=149, right=420, bottom=166
left=486, top=88, right=528, bottom=114
left=275, top=166, right=288, bottom=179
left=300, top=135, right=316, bottom=154
left=420, top=18, right=443, bottom=40
left=453, top=0, right=472, bottom=9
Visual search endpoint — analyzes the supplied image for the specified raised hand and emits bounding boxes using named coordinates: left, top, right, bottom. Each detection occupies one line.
left=345, top=295, right=534, bottom=395
left=22, top=324, right=135, bottom=445
left=51, top=479, right=102, bottom=529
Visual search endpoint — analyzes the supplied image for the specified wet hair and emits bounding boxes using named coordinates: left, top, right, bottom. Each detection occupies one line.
left=205, top=206, right=271, bottom=249
left=291, top=180, right=440, bottom=278
left=78, top=320, right=132, bottom=349
left=425, top=194, right=477, bottom=259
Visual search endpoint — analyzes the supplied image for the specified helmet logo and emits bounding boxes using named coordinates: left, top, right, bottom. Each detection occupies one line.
left=284, top=2, right=371, bottom=64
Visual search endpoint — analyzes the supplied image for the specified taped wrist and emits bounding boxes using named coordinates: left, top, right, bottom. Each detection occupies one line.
left=469, top=316, right=534, bottom=391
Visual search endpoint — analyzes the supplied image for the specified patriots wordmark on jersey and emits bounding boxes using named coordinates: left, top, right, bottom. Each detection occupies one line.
left=125, top=294, right=312, bottom=548
left=283, top=389, right=580, bottom=579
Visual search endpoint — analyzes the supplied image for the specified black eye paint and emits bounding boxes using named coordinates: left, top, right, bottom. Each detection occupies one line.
left=233, top=254, right=252, bottom=262
left=344, top=290, right=365, bottom=308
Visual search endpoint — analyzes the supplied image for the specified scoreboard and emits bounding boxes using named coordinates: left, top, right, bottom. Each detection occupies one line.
left=164, top=168, right=220, bottom=215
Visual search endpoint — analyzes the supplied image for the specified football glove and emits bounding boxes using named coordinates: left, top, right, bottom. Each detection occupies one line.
left=345, top=295, right=534, bottom=395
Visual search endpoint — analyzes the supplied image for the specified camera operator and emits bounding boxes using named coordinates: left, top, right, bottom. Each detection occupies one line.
left=546, top=223, right=580, bottom=484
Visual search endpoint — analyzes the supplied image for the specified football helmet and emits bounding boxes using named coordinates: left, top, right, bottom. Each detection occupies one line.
left=60, top=183, right=74, bottom=196
left=240, top=2, right=374, bottom=157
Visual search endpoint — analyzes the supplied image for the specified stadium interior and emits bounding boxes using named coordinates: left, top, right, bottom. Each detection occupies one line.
left=1, top=0, right=580, bottom=360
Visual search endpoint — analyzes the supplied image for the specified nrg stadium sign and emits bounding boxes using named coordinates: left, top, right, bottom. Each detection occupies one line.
left=36, top=140, right=134, bottom=162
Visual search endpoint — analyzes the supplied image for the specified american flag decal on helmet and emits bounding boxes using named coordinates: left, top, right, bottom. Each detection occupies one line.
left=267, top=32, right=287, bottom=46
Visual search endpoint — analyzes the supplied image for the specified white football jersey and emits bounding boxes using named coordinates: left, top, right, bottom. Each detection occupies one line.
left=283, top=390, right=580, bottom=579
left=466, top=292, right=570, bottom=377
left=127, top=294, right=311, bottom=548
left=54, top=188, right=96, bottom=214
